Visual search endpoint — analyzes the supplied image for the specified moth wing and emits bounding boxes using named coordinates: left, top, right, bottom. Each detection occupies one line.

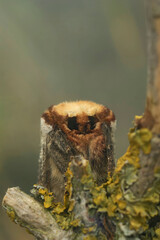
left=38, top=119, right=78, bottom=201
left=88, top=122, right=115, bottom=184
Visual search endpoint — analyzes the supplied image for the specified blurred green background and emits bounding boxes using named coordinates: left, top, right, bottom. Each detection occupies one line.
left=0, top=0, right=146, bottom=239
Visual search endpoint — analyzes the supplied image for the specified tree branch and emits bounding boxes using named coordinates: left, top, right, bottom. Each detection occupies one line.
left=2, top=187, right=72, bottom=240
left=130, top=0, right=160, bottom=198
left=137, top=0, right=160, bottom=133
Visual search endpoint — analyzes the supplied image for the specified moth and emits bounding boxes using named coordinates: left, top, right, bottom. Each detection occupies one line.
left=38, top=101, right=116, bottom=202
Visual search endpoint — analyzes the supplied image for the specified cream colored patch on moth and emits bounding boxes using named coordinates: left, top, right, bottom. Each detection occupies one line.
left=52, top=101, right=105, bottom=117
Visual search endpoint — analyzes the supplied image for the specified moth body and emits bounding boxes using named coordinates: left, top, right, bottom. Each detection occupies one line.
left=38, top=101, right=116, bottom=202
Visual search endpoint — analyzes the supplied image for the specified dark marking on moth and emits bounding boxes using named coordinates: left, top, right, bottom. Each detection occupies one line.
left=67, top=117, right=78, bottom=131
left=88, top=116, right=97, bottom=130
left=67, top=115, right=98, bottom=134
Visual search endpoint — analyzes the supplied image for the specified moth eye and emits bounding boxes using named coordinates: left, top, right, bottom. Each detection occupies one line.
left=88, top=116, right=96, bottom=130
left=67, top=117, right=79, bottom=130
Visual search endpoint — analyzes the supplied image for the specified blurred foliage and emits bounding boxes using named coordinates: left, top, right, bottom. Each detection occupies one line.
left=0, top=0, right=146, bottom=239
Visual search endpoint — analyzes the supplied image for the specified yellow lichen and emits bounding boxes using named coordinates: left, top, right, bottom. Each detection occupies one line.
left=39, top=188, right=48, bottom=195
left=93, top=190, right=106, bottom=206
left=52, top=202, right=65, bottom=214
left=117, top=200, right=126, bottom=210
left=135, top=115, right=143, bottom=121
left=70, top=219, right=81, bottom=227
left=51, top=163, right=74, bottom=215
left=63, top=162, right=74, bottom=211
left=82, top=225, right=97, bottom=234
left=83, top=236, right=97, bottom=240
left=128, top=128, right=152, bottom=154
left=7, top=209, right=16, bottom=222
left=129, top=216, right=148, bottom=230
left=44, top=195, right=54, bottom=209
left=55, top=215, right=71, bottom=230
left=51, top=162, right=82, bottom=230
left=155, top=228, right=160, bottom=237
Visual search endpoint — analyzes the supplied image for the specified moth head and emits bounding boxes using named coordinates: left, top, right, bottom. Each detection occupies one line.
left=41, top=101, right=115, bottom=135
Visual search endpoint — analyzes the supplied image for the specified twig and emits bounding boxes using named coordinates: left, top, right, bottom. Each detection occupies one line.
left=2, top=187, right=72, bottom=240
